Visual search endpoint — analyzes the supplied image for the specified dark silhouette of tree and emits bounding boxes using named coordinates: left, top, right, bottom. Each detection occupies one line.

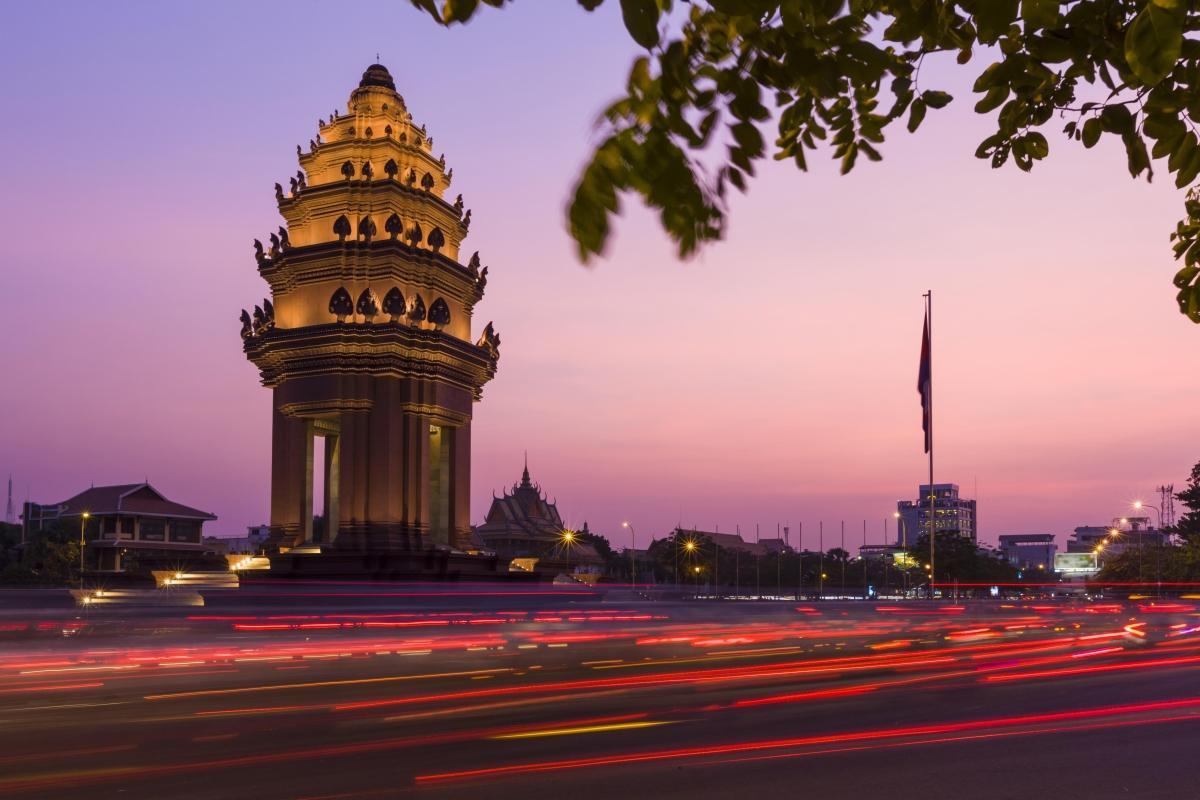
left=1174, top=460, right=1200, bottom=543
left=409, top=0, right=1200, bottom=321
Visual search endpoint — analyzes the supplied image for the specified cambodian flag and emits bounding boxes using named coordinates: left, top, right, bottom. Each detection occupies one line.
left=918, top=311, right=931, bottom=453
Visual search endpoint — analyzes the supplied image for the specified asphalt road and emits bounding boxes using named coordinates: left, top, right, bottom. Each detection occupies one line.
left=1, top=595, right=1197, bottom=799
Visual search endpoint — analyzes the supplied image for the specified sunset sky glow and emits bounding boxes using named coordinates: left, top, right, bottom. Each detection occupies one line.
left=1, top=1, right=1196, bottom=549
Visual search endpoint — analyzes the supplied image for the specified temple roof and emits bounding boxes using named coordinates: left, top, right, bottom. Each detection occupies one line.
left=476, top=459, right=563, bottom=539
left=52, top=483, right=217, bottom=520
left=359, top=63, right=396, bottom=91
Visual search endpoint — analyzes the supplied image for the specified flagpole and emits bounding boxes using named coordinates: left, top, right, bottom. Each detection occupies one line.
left=925, top=290, right=935, bottom=599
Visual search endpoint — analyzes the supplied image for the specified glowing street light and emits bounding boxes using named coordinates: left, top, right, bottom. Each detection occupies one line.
left=79, top=511, right=90, bottom=590
left=1132, top=500, right=1163, bottom=529
left=1132, top=500, right=1164, bottom=596
left=622, top=521, right=637, bottom=586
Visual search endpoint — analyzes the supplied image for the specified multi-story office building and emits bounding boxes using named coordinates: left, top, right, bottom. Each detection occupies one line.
left=896, top=483, right=977, bottom=545
left=998, top=533, right=1057, bottom=570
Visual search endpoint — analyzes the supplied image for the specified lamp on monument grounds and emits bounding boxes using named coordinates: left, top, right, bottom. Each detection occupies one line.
left=558, top=529, right=576, bottom=570
left=79, top=511, right=90, bottom=590
left=622, top=521, right=636, bottom=587
left=681, top=538, right=697, bottom=593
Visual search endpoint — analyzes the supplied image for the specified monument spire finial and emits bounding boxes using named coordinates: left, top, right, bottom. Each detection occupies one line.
left=521, top=452, right=531, bottom=488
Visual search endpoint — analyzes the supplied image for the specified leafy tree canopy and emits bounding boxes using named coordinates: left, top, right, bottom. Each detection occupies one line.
left=906, top=530, right=1019, bottom=582
left=1174, top=459, right=1200, bottom=541
left=411, top=0, right=1200, bottom=321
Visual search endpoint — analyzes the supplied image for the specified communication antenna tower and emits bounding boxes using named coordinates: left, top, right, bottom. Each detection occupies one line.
left=1158, top=484, right=1176, bottom=529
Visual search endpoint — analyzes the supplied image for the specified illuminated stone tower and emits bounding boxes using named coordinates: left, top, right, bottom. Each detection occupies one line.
left=241, top=64, right=499, bottom=563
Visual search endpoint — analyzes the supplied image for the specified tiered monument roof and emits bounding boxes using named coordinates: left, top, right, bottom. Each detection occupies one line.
left=241, top=63, right=498, bottom=415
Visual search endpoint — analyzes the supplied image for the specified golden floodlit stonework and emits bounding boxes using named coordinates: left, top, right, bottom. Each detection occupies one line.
left=240, top=64, right=499, bottom=562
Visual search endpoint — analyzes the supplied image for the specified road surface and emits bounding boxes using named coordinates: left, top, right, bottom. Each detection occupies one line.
left=0, top=592, right=1196, bottom=799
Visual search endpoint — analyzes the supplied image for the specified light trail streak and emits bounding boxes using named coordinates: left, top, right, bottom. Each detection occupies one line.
left=0, top=682, right=103, bottom=695
left=414, top=696, right=1200, bottom=784
left=329, top=653, right=965, bottom=713
left=489, top=720, right=675, bottom=740
left=143, top=668, right=512, bottom=701
left=982, top=653, right=1200, bottom=683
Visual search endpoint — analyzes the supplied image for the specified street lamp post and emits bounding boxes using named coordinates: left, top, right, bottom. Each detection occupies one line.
left=78, top=511, right=90, bottom=590
left=683, top=538, right=697, bottom=596
left=1134, top=501, right=1164, bottom=596
left=894, top=511, right=909, bottom=597
left=622, top=522, right=636, bottom=587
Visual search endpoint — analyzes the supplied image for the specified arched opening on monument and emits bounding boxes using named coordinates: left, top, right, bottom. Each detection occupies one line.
left=306, top=418, right=340, bottom=546
left=428, top=424, right=451, bottom=548
left=312, top=436, right=326, bottom=543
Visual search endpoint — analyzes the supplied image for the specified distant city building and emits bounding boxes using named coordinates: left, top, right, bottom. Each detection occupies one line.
left=896, top=483, right=977, bottom=544
left=474, top=461, right=602, bottom=569
left=758, top=537, right=793, bottom=555
left=673, top=528, right=767, bottom=556
left=204, top=525, right=272, bottom=555
left=22, top=483, right=217, bottom=572
left=998, top=534, right=1057, bottom=570
left=1067, top=517, right=1169, bottom=558
left=859, top=543, right=906, bottom=561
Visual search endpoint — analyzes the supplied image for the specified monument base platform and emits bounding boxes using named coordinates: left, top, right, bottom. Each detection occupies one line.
left=261, top=548, right=554, bottom=582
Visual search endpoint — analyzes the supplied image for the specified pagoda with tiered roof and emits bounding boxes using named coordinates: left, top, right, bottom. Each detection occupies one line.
left=240, top=64, right=499, bottom=572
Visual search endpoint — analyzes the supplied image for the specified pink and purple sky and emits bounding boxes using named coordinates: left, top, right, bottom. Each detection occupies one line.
left=1, top=2, right=1196, bottom=549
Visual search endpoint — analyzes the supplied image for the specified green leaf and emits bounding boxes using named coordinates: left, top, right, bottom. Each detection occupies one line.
left=1180, top=283, right=1200, bottom=322
left=975, top=86, right=1008, bottom=113
left=1099, top=104, right=1133, bottom=135
left=907, top=99, right=927, bottom=133
left=619, top=0, right=660, bottom=49
left=1125, top=136, right=1151, bottom=179
left=1124, top=5, right=1184, bottom=85
left=1169, top=132, right=1196, bottom=172
left=922, top=90, right=953, bottom=109
left=1025, top=131, right=1049, bottom=159
left=974, top=0, right=1019, bottom=43
left=1174, top=264, right=1200, bottom=290
left=1176, top=139, right=1200, bottom=187
left=840, top=142, right=858, bottom=174
left=1022, top=0, right=1059, bottom=30
left=1081, top=117, right=1101, bottom=148
left=443, top=0, right=479, bottom=22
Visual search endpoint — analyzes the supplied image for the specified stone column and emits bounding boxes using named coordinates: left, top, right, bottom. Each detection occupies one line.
left=449, top=423, right=472, bottom=551
left=334, top=410, right=370, bottom=549
left=367, top=382, right=409, bottom=549
left=269, top=404, right=312, bottom=549
left=323, top=432, right=340, bottom=545
left=403, top=411, right=432, bottom=549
